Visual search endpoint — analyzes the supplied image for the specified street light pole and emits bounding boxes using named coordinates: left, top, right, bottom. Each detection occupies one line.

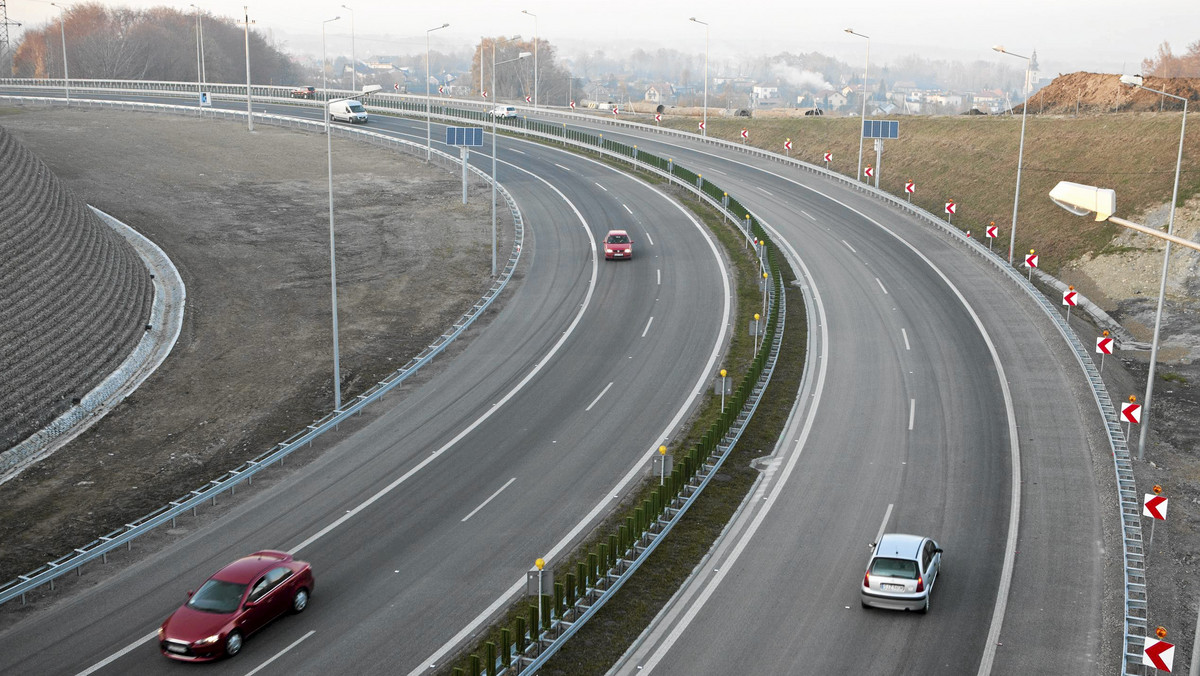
left=689, top=17, right=708, bottom=136
left=1120, top=76, right=1188, bottom=464
left=522, top=10, right=537, bottom=108
left=491, top=39, right=531, bottom=277
left=189, top=4, right=206, bottom=84
left=323, top=15, right=342, bottom=411
left=426, top=22, right=449, bottom=161
left=240, top=6, right=254, bottom=132
left=49, top=3, right=68, bottom=104
left=994, top=45, right=1032, bottom=265
left=341, top=4, right=354, bottom=92
left=845, top=29, right=870, bottom=181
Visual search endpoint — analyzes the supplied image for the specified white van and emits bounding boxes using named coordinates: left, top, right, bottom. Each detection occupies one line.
left=329, top=99, right=369, bottom=124
left=489, top=105, right=517, bottom=119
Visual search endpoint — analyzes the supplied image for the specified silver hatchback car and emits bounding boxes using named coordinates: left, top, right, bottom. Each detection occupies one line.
left=861, top=533, right=942, bottom=613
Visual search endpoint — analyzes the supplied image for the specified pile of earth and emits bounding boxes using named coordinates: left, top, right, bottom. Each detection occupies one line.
left=1018, top=71, right=1200, bottom=114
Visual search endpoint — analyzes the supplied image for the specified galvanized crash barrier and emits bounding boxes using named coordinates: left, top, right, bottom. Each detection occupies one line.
left=0, top=94, right=524, bottom=608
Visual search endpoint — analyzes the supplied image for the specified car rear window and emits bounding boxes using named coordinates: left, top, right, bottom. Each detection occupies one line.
left=869, top=557, right=918, bottom=579
left=187, top=579, right=247, bottom=614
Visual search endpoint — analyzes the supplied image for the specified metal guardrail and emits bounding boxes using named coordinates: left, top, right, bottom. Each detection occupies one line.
left=0, top=94, right=525, bottom=608
left=1, top=83, right=1140, bottom=672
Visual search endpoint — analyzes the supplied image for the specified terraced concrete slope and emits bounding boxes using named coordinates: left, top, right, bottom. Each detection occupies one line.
left=0, top=125, right=152, bottom=451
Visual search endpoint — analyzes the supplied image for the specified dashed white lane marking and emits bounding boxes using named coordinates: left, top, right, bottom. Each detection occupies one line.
left=585, top=382, right=615, bottom=412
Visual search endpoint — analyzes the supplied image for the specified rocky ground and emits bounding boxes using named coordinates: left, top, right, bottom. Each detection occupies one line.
left=0, top=106, right=511, bottom=605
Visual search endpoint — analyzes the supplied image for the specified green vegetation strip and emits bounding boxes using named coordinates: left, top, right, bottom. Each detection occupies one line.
left=441, top=145, right=804, bottom=675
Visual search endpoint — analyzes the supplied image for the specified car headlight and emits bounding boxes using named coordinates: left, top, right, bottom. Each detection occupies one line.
left=605, top=248, right=614, bottom=253
left=158, top=627, right=165, bottom=641
left=193, top=634, right=221, bottom=646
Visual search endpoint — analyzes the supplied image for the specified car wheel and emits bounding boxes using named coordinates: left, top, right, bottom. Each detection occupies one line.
left=917, top=594, right=930, bottom=614
left=292, top=588, right=309, bottom=613
left=225, top=631, right=243, bottom=657
left=861, top=600, right=870, bottom=609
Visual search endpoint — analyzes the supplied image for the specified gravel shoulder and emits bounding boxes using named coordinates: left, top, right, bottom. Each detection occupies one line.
left=0, top=106, right=511, bottom=591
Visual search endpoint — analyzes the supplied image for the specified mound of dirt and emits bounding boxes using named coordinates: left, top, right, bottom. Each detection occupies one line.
left=1021, top=71, right=1200, bottom=114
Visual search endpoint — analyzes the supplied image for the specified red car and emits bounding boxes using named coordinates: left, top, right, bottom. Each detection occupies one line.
left=604, top=229, right=633, bottom=260
left=159, top=550, right=314, bottom=661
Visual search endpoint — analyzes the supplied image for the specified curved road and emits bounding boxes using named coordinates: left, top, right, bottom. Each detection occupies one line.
left=0, top=93, right=733, bottom=674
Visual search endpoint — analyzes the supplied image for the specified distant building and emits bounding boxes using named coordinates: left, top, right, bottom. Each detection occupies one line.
left=643, top=83, right=674, bottom=104
left=752, top=85, right=780, bottom=100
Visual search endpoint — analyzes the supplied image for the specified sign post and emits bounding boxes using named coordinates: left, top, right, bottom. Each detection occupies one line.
left=1145, top=485, right=1167, bottom=546
left=904, top=179, right=914, bottom=202
left=945, top=199, right=956, bottom=223
left=1024, top=250, right=1038, bottom=280
left=1096, top=330, right=1113, bottom=372
left=784, top=138, right=792, bottom=156
left=1062, top=285, right=1077, bottom=323
left=823, top=152, right=832, bottom=170
left=986, top=221, right=997, bottom=252
left=445, top=126, right=484, bottom=204
left=1123, top=395, right=1142, bottom=440
left=861, top=120, right=898, bottom=186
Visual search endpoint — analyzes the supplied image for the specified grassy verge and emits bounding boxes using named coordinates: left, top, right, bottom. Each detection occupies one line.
left=441, top=162, right=806, bottom=673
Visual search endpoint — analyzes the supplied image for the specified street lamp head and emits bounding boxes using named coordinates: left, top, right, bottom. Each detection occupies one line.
left=522, top=9, right=535, bottom=16
left=518, top=51, right=532, bottom=59
left=1049, top=181, right=1117, bottom=221
left=359, top=84, right=382, bottom=96
left=324, top=16, right=340, bottom=23
left=1119, top=74, right=1144, bottom=88
left=992, top=45, right=1006, bottom=53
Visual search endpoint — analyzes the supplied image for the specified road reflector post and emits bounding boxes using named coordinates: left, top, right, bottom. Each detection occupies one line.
left=587, top=550, right=598, bottom=586
left=608, top=534, right=619, bottom=566
left=565, top=572, right=577, bottom=607
left=623, top=517, right=634, bottom=547
left=672, top=468, right=682, bottom=495
left=576, top=561, right=587, bottom=596
left=599, top=542, right=610, bottom=574
left=554, top=581, right=565, bottom=618
left=634, top=506, right=645, bottom=538
left=452, top=667, right=463, bottom=676
left=527, top=605, right=538, bottom=647
left=500, top=628, right=512, bottom=667
left=470, top=654, right=481, bottom=676
left=486, top=642, right=497, bottom=673
left=515, top=616, right=527, bottom=652
left=541, top=594, right=551, bottom=630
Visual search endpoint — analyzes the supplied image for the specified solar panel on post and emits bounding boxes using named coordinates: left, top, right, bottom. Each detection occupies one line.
left=861, top=119, right=899, bottom=139
left=445, top=126, right=484, bottom=147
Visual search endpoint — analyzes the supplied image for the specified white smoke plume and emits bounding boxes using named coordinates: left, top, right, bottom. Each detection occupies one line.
left=769, top=62, right=833, bottom=92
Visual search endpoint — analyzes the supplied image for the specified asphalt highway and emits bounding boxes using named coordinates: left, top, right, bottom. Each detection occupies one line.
left=0, top=91, right=732, bottom=674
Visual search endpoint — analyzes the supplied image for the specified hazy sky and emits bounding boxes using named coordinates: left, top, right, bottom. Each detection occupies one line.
left=10, top=0, right=1198, bottom=76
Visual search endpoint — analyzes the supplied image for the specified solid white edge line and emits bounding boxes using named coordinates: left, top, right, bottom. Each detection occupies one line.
left=902, top=328, right=911, bottom=351
left=407, top=136, right=732, bottom=676
left=841, top=239, right=857, bottom=253
left=242, top=629, right=316, bottom=676
left=633, top=217, right=828, bottom=673
left=288, top=158, right=600, bottom=557
left=641, top=316, right=654, bottom=338
left=874, top=504, right=895, bottom=546
left=585, top=382, right=615, bottom=412
left=657, top=269, right=661, bottom=285
left=909, top=399, right=916, bottom=431
left=875, top=277, right=888, bottom=295
left=75, top=630, right=159, bottom=676
left=461, top=478, right=518, bottom=522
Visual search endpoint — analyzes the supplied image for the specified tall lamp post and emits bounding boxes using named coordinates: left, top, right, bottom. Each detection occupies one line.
left=994, top=45, right=1032, bottom=265
left=491, top=40, right=531, bottom=276
left=426, top=22, right=449, bottom=161
left=1122, top=74, right=1187, bottom=465
left=49, top=2, right=69, bottom=104
left=689, top=17, right=708, bottom=136
left=521, top=9, right=538, bottom=108
left=845, top=29, right=870, bottom=181
left=322, top=15, right=343, bottom=410
left=189, top=4, right=207, bottom=86
left=341, top=4, right=354, bottom=92
left=239, top=6, right=254, bottom=132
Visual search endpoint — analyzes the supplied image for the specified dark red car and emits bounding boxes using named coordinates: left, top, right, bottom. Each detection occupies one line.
left=159, top=550, right=314, bottom=661
left=604, top=229, right=633, bottom=260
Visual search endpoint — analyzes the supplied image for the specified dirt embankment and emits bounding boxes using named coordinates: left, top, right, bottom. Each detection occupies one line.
left=1020, top=71, right=1200, bottom=114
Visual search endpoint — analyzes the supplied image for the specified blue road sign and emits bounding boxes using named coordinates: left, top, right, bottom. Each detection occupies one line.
left=445, top=126, right=484, bottom=146
left=861, top=119, right=899, bottom=139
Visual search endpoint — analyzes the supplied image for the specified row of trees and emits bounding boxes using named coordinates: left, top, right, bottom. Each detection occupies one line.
left=11, top=3, right=298, bottom=85
left=1142, top=40, right=1200, bottom=78
left=468, top=36, right=573, bottom=104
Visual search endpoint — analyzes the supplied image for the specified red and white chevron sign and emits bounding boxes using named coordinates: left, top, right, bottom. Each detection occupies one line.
left=569, top=100, right=575, bottom=108
left=1025, top=253, right=1038, bottom=268
left=1122, top=402, right=1142, bottom=424
left=1096, top=336, right=1114, bottom=354
left=438, top=85, right=444, bottom=94
left=393, top=83, right=400, bottom=90
left=1144, top=494, right=1168, bottom=520
left=482, top=90, right=489, bottom=98
left=655, top=113, right=662, bottom=122
left=741, top=128, right=749, bottom=139
left=784, top=139, right=792, bottom=151
left=945, top=200, right=956, bottom=215
left=864, top=166, right=874, bottom=178
left=823, top=152, right=832, bottom=163
left=986, top=224, right=998, bottom=238
left=612, top=106, right=619, bottom=115
left=1143, top=639, right=1174, bottom=672
left=525, top=95, right=531, bottom=103
left=699, top=121, right=706, bottom=131
left=904, top=181, right=914, bottom=194
left=1063, top=289, right=1077, bottom=306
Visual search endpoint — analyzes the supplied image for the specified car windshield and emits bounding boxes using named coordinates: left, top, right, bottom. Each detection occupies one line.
left=349, top=103, right=366, bottom=113
left=186, top=579, right=247, bottom=614
left=870, top=557, right=918, bottom=579
left=607, top=234, right=630, bottom=244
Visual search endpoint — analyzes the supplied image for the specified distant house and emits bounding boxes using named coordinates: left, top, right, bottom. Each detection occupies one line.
left=583, top=82, right=613, bottom=104
left=752, top=85, right=780, bottom=100
left=825, top=91, right=848, bottom=109
left=644, top=83, right=674, bottom=104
